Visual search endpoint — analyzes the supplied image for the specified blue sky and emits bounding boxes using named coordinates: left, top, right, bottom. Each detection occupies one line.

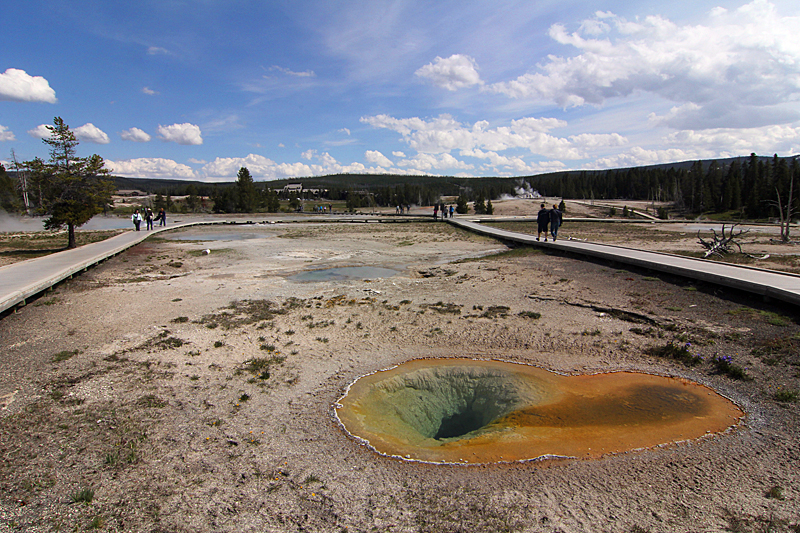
left=2, top=0, right=799, bottom=182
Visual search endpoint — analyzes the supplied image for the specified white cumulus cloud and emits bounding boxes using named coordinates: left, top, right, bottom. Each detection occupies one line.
left=0, top=125, right=16, bottom=141
left=202, top=154, right=283, bottom=178
left=397, top=152, right=473, bottom=171
left=487, top=1, right=800, bottom=129
left=664, top=124, right=800, bottom=156
left=364, top=150, right=393, bottom=167
left=0, top=68, right=57, bottom=103
left=74, top=123, right=110, bottom=144
left=590, top=147, right=700, bottom=169
left=415, top=54, right=482, bottom=91
left=27, top=124, right=52, bottom=139
left=362, top=114, right=592, bottom=159
left=157, top=123, right=203, bottom=145
left=120, top=127, right=152, bottom=142
left=107, top=158, right=197, bottom=179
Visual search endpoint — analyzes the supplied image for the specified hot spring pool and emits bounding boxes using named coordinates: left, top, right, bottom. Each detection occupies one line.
left=335, top=358, right=744, bottom=464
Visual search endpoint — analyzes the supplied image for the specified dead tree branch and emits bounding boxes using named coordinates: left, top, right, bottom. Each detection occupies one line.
left=697, top=223, right=748, bottom=258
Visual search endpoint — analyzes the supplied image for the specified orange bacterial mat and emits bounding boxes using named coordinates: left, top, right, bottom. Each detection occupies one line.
left=335, top=358, right=744, bottom=464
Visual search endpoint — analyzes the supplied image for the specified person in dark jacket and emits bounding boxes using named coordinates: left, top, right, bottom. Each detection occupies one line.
left=537, top=203, right=550, bottom=241
left=550, top=203, right=562, bottom=241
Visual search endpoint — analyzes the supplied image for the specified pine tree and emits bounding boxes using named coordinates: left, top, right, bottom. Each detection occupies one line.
left=23, top=117, right=114, bottom=249
left=456, top=195, right=469, bottom=214
left=473, top=194, right=486, bottom=214
left=236, top=167, right=257, bottom=213
left=0, top=164, right=24, bottom=213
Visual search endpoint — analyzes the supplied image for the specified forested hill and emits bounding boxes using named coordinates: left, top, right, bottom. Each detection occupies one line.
left=110, top=154, right=797, bottom=193
left=103, top=153, right=797, bottom=218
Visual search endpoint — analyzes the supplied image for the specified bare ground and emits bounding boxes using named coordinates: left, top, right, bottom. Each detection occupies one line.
left=1, top=219, right=799, bottom=532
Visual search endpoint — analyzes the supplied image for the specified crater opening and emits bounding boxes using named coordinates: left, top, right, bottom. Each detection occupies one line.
left=435, top=407, right=483, bottom=439
left=335, top=358, right=744, bottom=464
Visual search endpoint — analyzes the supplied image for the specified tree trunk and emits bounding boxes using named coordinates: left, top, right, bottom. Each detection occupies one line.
left=67, top=223, right=77, bottom=249
left=785, top=175, right=794, bottom=242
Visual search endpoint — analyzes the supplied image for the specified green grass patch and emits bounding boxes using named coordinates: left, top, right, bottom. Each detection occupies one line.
left=727, top=307, right=792, bottom=327
left=52, top=349, right=80, bottom=362
left=71, top=487, right=94, bottom=504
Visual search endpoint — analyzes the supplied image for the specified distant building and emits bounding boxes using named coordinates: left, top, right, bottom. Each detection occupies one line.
left=283, top=184, right=303, bottom=194
left=116, top=189, right=148, bottom=197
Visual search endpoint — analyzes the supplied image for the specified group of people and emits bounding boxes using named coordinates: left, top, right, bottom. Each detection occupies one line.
left=131, top=208, right=166, bottom=231
left=433, top=203, right=455, bottom=220
left=537, top=203, right=563, bottom=241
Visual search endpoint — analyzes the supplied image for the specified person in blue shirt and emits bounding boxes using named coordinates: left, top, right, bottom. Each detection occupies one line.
left=550, top=204, right=562, bottom=241
left=536, top=203, right=549, bottom=241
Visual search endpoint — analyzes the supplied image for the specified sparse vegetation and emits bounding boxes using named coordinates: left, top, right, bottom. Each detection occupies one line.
left=243, top=356, right=286, bottom=380
left=480, top=305, right=510, bottom=318
left=136, top=394, right=168, bottom=408
left=425, top=301, right=462, bottom=314
left=645, top=341, right=702, bottom=366
left=712, top=355, right=752, bottom=381
left=71, top=487, right=94, bottom=504
left=52, top=349, right=80, bottom=362
left=774, top=389, right=799, bottom=403
left=766, top=486, right=784, bottom=500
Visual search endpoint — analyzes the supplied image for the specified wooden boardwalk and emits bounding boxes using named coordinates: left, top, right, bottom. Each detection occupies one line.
left=2, top=215, right=799, bottom=316
left=448, top=218, right=800, bottom=307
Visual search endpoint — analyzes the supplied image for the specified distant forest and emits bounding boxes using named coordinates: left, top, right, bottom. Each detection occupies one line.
left=2, top=153, right=797, bottom=220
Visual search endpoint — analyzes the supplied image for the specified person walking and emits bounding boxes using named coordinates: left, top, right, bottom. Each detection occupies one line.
left=550, top=203, right=562, bottom=241
left=145, top=208, right=154, bottom=230
left=536, top=203, right=550, bottom=241
left=132, top=209, right=143, bottom=231
left=433, top=204, right=439, bottom=220
left=156, top=208, right=166, bottom=226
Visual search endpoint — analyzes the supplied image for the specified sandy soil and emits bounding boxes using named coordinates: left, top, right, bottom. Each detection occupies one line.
left=1, top=218, right=799, bottom=532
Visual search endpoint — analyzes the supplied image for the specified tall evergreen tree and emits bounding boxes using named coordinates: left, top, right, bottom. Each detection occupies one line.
left=23, top=117, right=114, bottom=249
left=0, top=164, right=24, bottom=213
left=236, top=167, right=257, bottom=213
